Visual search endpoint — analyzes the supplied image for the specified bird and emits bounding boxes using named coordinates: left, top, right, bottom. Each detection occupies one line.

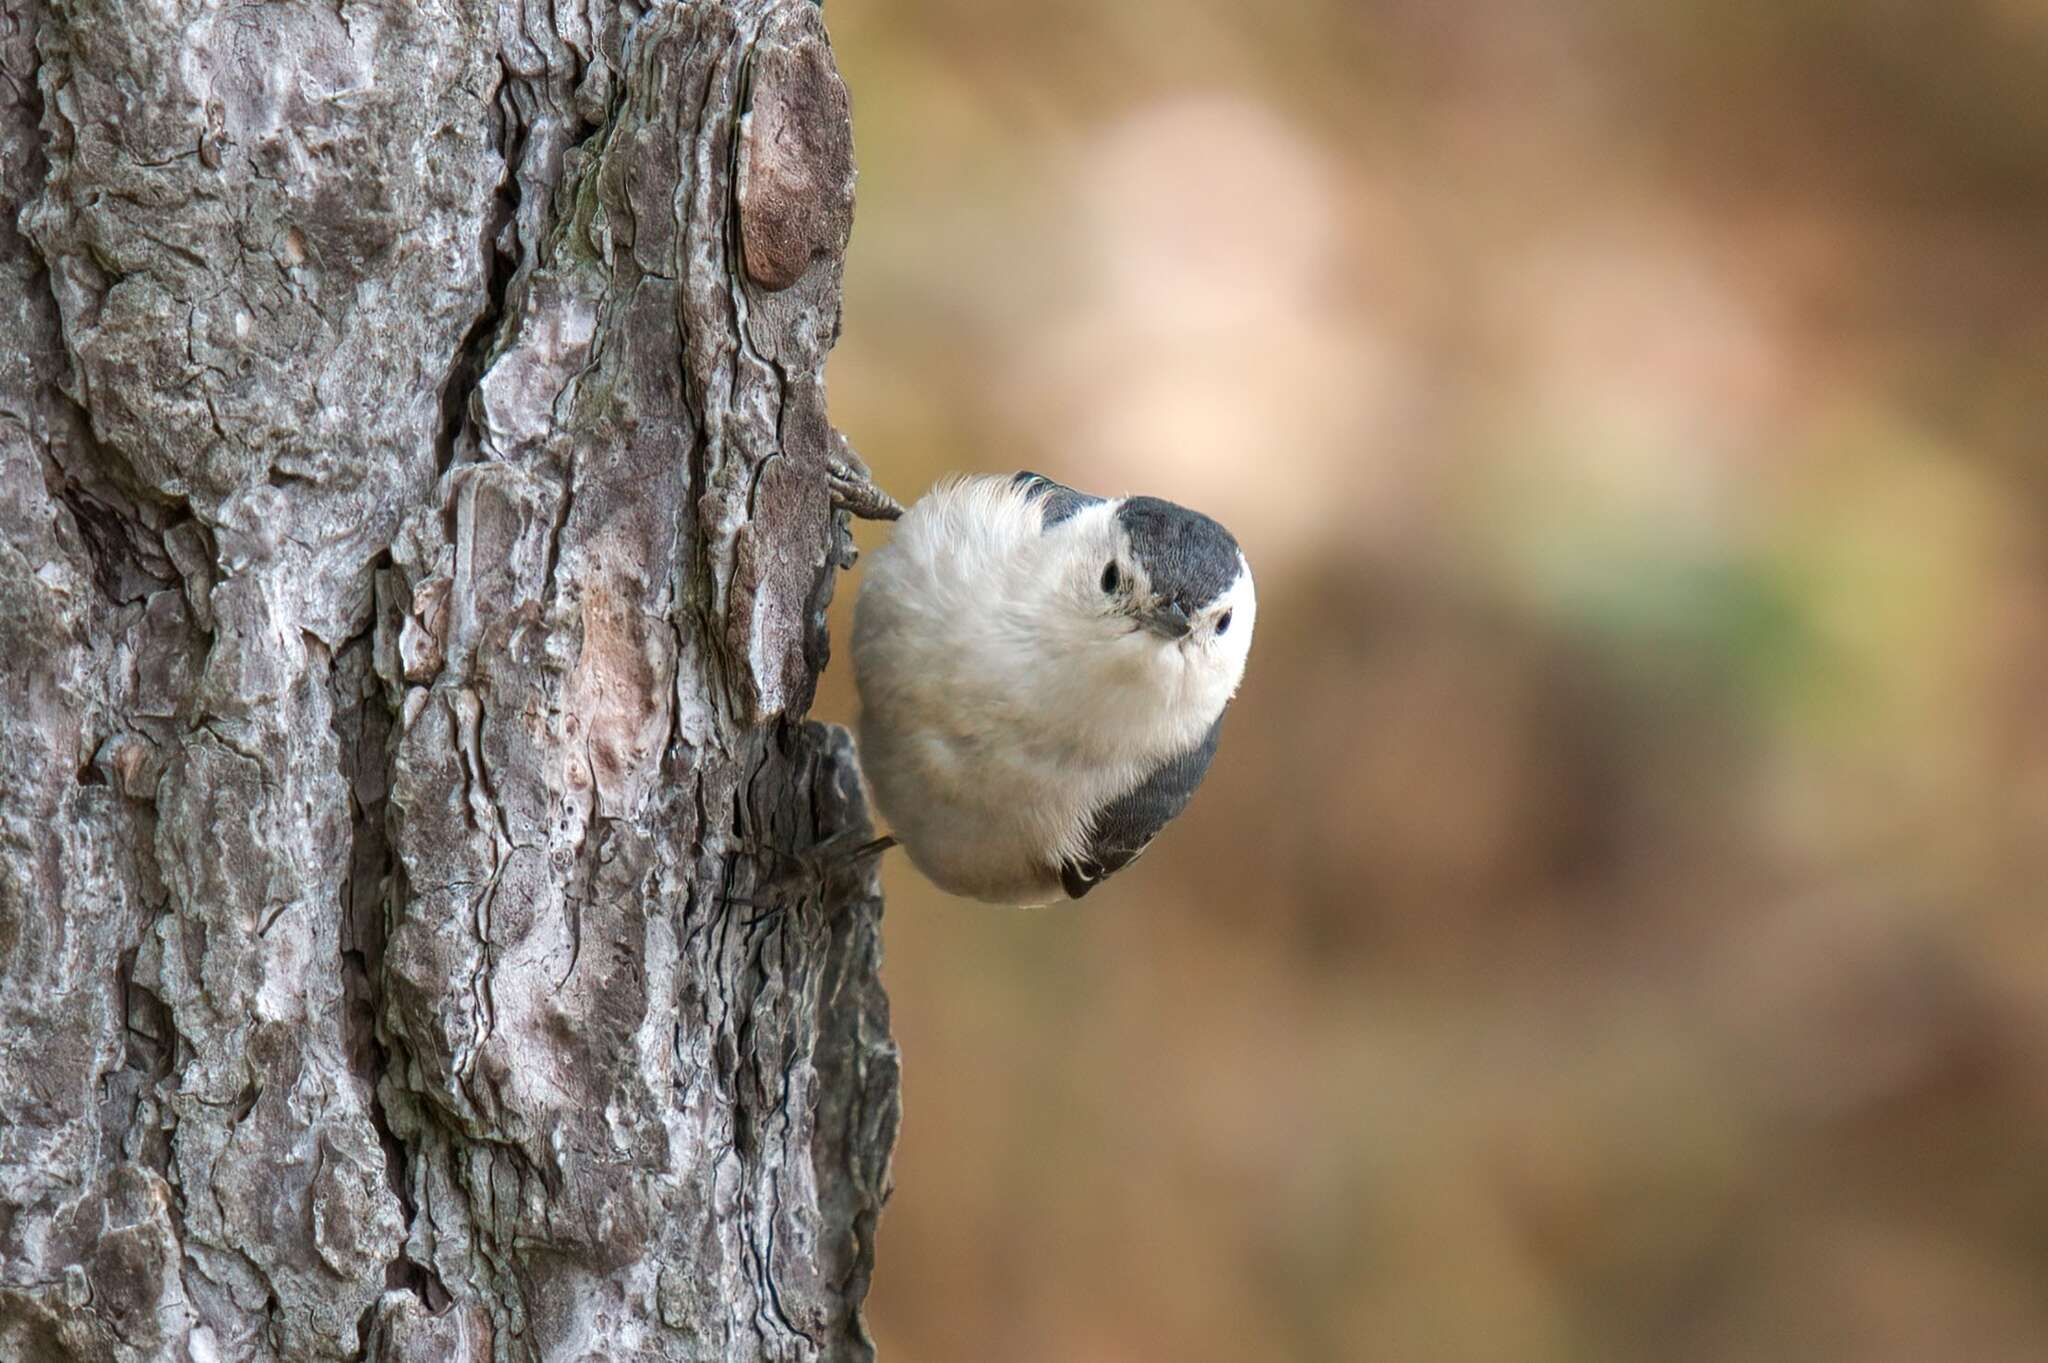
left=850, top=470, right=1255, bottom=906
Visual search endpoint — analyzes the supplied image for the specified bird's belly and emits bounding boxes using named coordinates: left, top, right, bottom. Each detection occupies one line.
left=857, top=720, right=1084, bottom=906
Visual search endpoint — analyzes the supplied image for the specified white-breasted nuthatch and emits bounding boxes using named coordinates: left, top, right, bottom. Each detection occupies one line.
left=852, top=471, right=1255, bottom=906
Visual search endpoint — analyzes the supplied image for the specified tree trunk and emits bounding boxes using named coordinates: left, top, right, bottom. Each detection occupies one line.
left=0, top=1, right=899, bottom=1359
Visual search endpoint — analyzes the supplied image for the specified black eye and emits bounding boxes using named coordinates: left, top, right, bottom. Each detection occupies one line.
left=1215, top=610, right=1233, bottom=636
left=1101, top=562, right=1120, bottom=594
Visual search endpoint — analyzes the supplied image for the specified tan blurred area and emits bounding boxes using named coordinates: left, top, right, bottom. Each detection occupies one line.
left=813, top=2, right=2048, bottom=1359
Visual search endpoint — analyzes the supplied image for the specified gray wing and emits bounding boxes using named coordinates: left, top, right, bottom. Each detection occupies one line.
left=1011, top=470, right=1103, bottom=529
left=1060, top=716, right=1223, bottom=899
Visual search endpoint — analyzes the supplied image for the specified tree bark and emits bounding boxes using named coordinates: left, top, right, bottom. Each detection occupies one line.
left=0, top=1, right=899, bottom=1359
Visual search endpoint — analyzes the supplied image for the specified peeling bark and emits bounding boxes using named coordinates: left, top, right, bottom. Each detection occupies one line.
left=0, top=2, right=898, bottom=1360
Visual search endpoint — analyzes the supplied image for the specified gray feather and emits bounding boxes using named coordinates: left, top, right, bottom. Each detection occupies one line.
left=1011, top=470, right=1104, bottom=529
left=1116, top=496, right=1241, bottom=612
left=1060, top=715, right=1223, bottom=899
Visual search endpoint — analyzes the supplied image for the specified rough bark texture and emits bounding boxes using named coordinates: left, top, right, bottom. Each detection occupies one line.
left=0, top=1, right=899, bottom=1360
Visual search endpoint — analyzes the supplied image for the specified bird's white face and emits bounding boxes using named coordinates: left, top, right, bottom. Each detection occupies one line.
left=1094, top=528, right=1253, bottom=670
left=1038, top=502, right=1256, bottom=757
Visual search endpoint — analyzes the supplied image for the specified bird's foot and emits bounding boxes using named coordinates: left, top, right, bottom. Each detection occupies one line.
left=827, top=433, right=903, bottom=522
left=724, top=829, right=896, bottom=918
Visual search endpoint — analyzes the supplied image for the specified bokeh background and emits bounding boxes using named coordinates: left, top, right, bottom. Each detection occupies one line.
left=812, top=3, right=2048, bottom=1360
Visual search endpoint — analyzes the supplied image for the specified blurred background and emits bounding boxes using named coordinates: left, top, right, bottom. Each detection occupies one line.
left=812, top=3, right=2048, bottom=1360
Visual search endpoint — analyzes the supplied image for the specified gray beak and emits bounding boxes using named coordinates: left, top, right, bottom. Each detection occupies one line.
left=1141, top=601, right=1192, bottom=640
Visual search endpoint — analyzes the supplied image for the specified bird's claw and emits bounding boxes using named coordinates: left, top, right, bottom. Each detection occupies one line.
left=722, top=830, right=896, bottom=917
left=827, top=433, right=903, bottom=523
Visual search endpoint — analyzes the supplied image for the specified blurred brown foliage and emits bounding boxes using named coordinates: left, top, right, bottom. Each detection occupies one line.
left=814, top=2, right=2048, bottom=1359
